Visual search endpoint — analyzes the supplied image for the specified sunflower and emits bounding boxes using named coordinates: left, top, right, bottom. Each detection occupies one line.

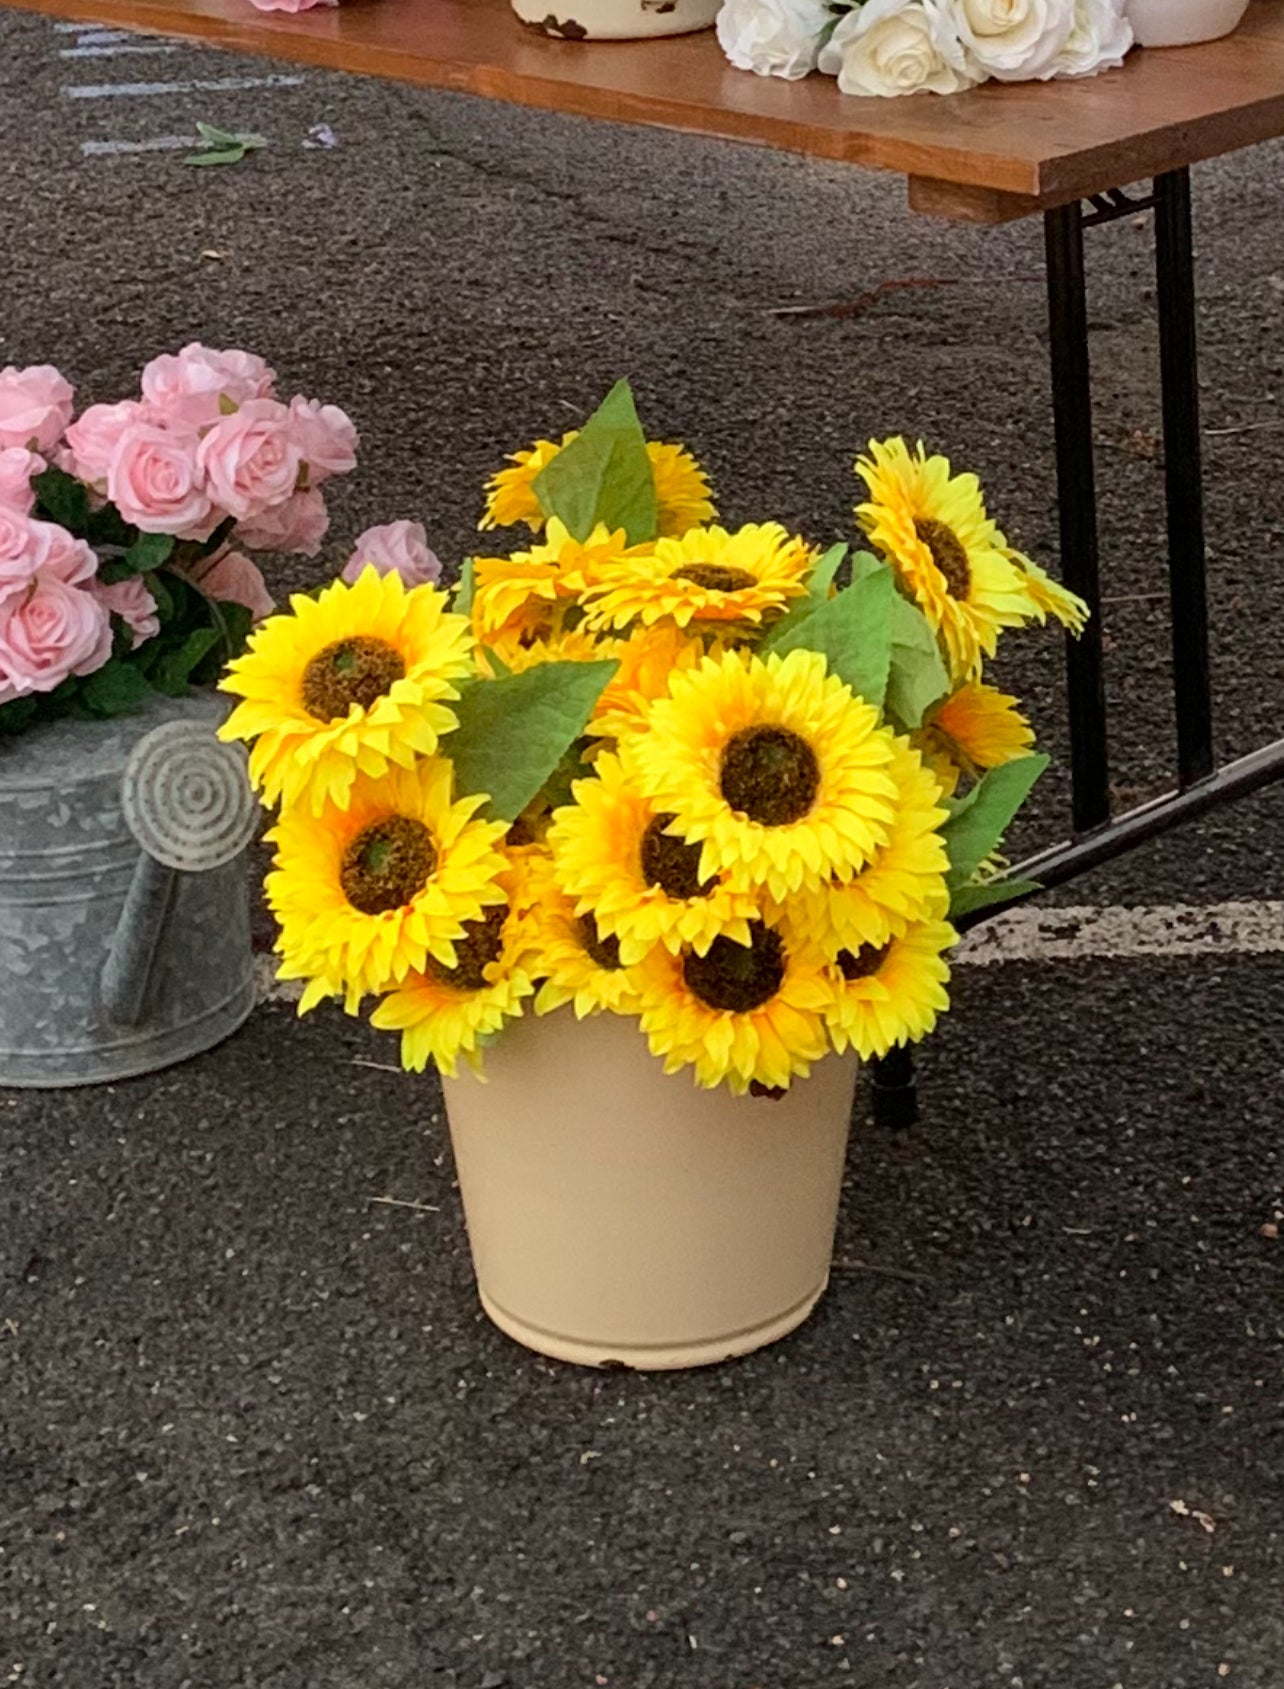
left=587, top=623, right=705, bottom=742
left=822, top=918, right=956, bottom=1062
left=220, top=567, right=473, bottom=814
left=581, top=522, right=812, bottom=635
left=548, top=749, right=760, bottom=965
left=522, top=860, right=645, bottom=1019
left=265, top=758, right=509, bottom=1013
left=479, top=432, right=715, bottom=538
left=1002, top=544, right=1089, bottom=634
left=472, top=518, right=642, bottom=655
left=370, top=901, right=536, bottom=1077
left=474, top=623, right=605, bottom=681
left=479, top=432, right=574, bottom=532
left=784, top=738, right=951, bottom=952
left=625, top=646, right=901, bottom=901
left=634, top=918, right=833, bottom=1095
left=915, top=681, right=1036, bottom=799
left=855, top=437, right=1042, bottom=682
left=647, top=441, right=717, bottom=536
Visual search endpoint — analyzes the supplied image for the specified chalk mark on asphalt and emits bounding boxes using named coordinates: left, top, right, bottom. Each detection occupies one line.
left=251, top=902, right=1284, bottom=1004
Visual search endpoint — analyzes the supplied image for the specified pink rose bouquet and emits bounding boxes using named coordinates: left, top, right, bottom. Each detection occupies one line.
left=0, top=344, right=358, bottom=735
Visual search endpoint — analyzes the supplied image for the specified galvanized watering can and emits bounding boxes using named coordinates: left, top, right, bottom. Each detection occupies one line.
left=0, top=692, right=259, bottom=1087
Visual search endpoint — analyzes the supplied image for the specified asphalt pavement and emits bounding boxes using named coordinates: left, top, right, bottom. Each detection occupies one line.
left=1, top=12, right=1282, bottom=1687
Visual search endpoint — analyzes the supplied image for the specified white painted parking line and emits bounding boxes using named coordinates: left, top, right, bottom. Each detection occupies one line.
left=60, top=43, right=181, bottom=57
left=956, top=901, right=1284, bottom=965
left=251, top=902, right=1284, bottom=1006
left=64, top=27, right=139, bottom=41
left=63, top=73, right=305, bottom=98
left=61, top=43, right=181, bottom=57
left=80, top=134, right=198, bottom=156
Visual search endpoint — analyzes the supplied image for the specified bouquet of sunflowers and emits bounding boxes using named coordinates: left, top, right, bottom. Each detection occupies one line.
left=221, top=382, right=1084, bottom=1096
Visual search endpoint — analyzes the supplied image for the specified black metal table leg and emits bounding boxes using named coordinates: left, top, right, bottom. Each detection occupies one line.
left=1154, top=167, right=1215, bottom=788
left=1045, top=201, right=1112, bottom=835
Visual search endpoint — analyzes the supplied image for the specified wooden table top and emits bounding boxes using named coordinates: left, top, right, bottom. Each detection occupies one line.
left=8, top=0, right=1284, bottom=222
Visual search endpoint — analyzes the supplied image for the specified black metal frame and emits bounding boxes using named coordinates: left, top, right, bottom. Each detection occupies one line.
left=872, top=167, right=1284, bottom=1128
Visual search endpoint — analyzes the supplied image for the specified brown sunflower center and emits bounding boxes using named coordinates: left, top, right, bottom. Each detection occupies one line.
left=576, top=915, right=622, bottom=972
left=683, top=922, right=785, bottom=1015
left=301, top=636, right=406, bottom=722
left=424, top=905, right=507, bottom=993
left=914, top=517, right=971, bottom=600
left=640, top=813, right=716, bottom=902
left=720, top=726, right=819, bottom=827
left=339, top=817, right=437, bottom=915
left=672, top=563, right=757, bottom=594
left=836, top=941, right=891, bottom=981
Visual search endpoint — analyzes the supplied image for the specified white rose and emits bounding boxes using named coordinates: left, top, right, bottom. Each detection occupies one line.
left=1047, top=0, right=1132, bottom=76
left=819, top=0, right=982, bottom=97
left=716, top=0, right=839, bottom=80
left=943, top=0, right=1074, bottom=79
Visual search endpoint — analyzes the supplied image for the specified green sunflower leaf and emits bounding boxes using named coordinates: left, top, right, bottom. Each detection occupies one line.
left=884, top=597, right=949, bottom=731
left=941, top=754, right=1048, bottom=888
left=948, top=875, right=1042, bottom=921
left=532, top=380, right=657, bottom=547
left=758, top=566, right=895, bottom=709
left=453, top=557, right=476, bottom=617
left=807, top=542, right=847, bottom=599
left=447, top=659, right=619, bottom=823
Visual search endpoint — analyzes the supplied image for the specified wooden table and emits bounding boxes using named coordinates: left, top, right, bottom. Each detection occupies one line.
left=6, top=0, right=1284, bottom=1113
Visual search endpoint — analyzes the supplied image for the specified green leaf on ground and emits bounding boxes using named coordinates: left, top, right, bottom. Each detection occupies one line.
left=532, top=380, right=657, bottom=546
left=447, top=660, right=618, bottom=823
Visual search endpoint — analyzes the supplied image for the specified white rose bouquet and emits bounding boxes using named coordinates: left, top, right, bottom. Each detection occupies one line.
left=716, top=0, right=1133, bottom=91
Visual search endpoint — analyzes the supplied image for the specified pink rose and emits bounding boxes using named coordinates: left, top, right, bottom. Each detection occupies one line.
left=196, top=399, right=301, bottom=522
left=234, top=487, right=328, bottom=557
left=187, top=549, right=274, bottom=622
left=107, top=423, right=215, bottom=539
left=342, top=521, right=442, bottom=588
left=0, top=365, right=74, bottom=454
left=0, top=513, right=95, bottom=602
left=246, top=0, right=337, bottom=13
left=141, top=343, right=276, bottom=431
left=288, top=396, right=357, bottom=482
left=0, top=574, right=112, bottom=702
left=0, top=447, right=44, bottom=513
left=63, top=400, right=152, bottom=488
left=89, top=576, right=159, bottom=649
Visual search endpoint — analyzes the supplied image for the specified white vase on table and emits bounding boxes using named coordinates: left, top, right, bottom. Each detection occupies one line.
left=511, top=0, right=722, bottom=40
left=1126, top=0, right=1250, bottom=47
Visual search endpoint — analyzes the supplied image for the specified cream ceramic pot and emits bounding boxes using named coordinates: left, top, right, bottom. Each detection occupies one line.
left=511, top=0, right=721, bottom=40
left=441, top=1007, right=860, bottom=1370
left=1127, top=0, right=1249, bottom=46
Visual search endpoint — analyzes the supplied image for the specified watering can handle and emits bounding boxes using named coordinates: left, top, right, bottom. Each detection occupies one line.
left=100, top=720, right=258, bottom=1028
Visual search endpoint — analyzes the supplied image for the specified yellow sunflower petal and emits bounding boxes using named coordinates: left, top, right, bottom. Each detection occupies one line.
left=370, top=904, right=535, bottom=1077
left=265, top=757, right=509, bottom=1009
left=634, top=918, right=833, bottom=1095
left=855, top=437, right=1043, bottom=682
left=624, top=645, right=902, bottom=901
left=219, top=568, right=474, bottom=815
left=916, top=680, right=1036, bottom=799
left=581, top=522, right=813, bottom=635
left=823, top=918, right=957, bottom=1061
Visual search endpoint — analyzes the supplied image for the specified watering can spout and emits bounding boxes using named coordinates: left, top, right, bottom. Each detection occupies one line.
left=100, top=720, right=258, bottom=1028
